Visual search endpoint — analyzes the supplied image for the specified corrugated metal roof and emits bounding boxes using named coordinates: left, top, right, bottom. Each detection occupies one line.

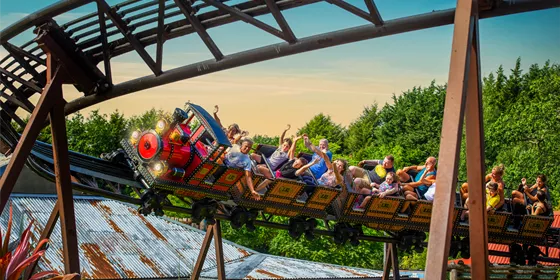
left=1, top=195, right=252, bottom=279
left=200, top=254, right=384, bottom=279
left=1, top=194, right=397, bottom=279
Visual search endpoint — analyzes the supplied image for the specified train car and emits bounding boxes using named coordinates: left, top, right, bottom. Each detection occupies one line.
left=116, top=103, right=556, bottom=255
left=231, top=144, right=341, bottom=220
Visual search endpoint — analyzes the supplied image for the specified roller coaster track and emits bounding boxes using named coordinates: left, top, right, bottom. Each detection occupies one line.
left=0, top=0, right=558, bottom=124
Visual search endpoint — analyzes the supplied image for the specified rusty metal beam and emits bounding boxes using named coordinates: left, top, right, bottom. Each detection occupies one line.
left=48, top=67, right=80, bottom=274
left=424, top=0, right=476, bottom=278
left=326, top=0, right=377, bottom=24
left=364, top=0, right=383, bottom=25
left=264, top=0, right=297, bottom=43
left=0, top=75, right=35, bottom=112
left=0, top=67, right=42, bottom=93
left=174, top=0, right=224, bottom=61
left=465, top=13, right=489, bottom=279
left=191, top=224, right=215, bottom=280
left=2, top=41, right=46, bottom=66
left=155, top=0, right=165, bottom=73
left=35, top=21, right=106, bottom=95
left=96, top=0, right=161, bottom=75
left=381, top=243, right=400, bottom=280
left=66, top=0, right=560, bottom=115
left=97, top=2, right=112, bottom=84
left=0, top=67, right=59, bottom=213
left=0, top=101, right=25, bottom=127
left=24, top=200, right=60, bottom=280
left=213, top=221, right=226, bottom=280
left=201, top=0, right=287, bottom=41
left=2, top=43, right=42, bottom=81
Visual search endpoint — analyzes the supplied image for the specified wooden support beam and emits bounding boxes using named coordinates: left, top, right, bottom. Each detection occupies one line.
left=213, top=221, right=226, bottom=280
left=202, top=0, right=287, bottom=41
left=49, top=76, right=81, bottom=274
left=191, top=221, right=226, bottom=280
left=464, top=13, right=489, bottom=279
left=264, top=0, right=297, bottom=43
left=191, top=224, right=215, bottom=280
left=0, top=69, right=58, bottom=212
left=382, top=243, right=400, bottom=280
left=424, top=0, right=478, bottom=278
left=174, top=0, right=224, bottom=61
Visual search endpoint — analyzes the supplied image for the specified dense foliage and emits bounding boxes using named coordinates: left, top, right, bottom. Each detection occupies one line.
left=12, top=59, right=559, bottom=270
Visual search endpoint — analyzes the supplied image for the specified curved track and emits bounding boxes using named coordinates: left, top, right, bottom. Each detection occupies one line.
left=0, top=0, right=558, bottom=126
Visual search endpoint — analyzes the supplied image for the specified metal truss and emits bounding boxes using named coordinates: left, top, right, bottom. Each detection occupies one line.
left=0, top=0, right=557, bottom=124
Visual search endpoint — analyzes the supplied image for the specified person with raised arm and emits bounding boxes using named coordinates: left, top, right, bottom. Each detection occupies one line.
left=251, top=124, right=293, bottom=179
left=304, top=135, right=347, bottom=188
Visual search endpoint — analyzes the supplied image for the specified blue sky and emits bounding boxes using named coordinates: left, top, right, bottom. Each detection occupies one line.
left=1, top=0, right=559, bottom=135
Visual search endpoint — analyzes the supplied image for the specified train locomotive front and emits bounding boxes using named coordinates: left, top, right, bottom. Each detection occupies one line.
left=120, top=104, right=246, bottom=210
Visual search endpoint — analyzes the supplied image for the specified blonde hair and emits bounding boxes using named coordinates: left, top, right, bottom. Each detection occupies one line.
left=492, top=164, right=505, bottom=177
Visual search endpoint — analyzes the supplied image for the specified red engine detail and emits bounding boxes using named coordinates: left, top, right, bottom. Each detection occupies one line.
left=137, top=129, right=193, bottom=168
left=137, top=132, right=162, bottom=161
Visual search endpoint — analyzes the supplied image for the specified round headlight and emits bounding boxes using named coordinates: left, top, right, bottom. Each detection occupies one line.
left=152, top=161, right=168, bottom=177
left=130, top=129, right=142, bottom=145
left=155, top=119, right=169, bottom=135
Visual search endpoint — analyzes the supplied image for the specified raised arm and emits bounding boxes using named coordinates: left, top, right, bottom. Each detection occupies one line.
left=304, top=136, right=333, bottom=170
left=213, top=105, right=224, bottom=129
left=279, top=124, right=291, bottom=148
left=295, top=157, right=320, bottom=176
left=288, top=136, right=301, bottom=160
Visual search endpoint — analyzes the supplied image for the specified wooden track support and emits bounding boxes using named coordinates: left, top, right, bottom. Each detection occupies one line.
left=0, top=28, right=81, bottom=276
left=382, top=243, right=400, bottom=280
left=191, top=220, right=226, bottom=280
left=425, top=0, right=488, bottom=279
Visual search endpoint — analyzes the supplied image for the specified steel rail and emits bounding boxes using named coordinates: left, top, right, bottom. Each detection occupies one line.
left=64, top=0, right=560, bottom=116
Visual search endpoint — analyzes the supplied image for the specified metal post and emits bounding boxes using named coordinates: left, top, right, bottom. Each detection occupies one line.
left=213, top=221, right=226, bottom=280
left=49, top=75, right=81, bottom=274
left=0, top=80, right=56, bottom=213
left=191, top=224, right=215, bottom=280
left=382, top=243, right=392, bottom=280
left=391, top=243, right=400, bottom=280
left=191, top=221, right=226, bottom=280
left=464, top=13, right=489, bottom=279
left=424, top=0, right=477, bottom=279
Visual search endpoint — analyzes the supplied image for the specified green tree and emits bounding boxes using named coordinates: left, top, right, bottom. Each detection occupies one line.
left=297, top=113, right=347, bottom=154
left=345, top=104, right=381, bottom=159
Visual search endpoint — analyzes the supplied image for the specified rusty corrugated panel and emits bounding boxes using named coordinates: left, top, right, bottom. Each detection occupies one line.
left=0, top=195, right=253, bottom=279
left=201, top=254, right=384, bottom=279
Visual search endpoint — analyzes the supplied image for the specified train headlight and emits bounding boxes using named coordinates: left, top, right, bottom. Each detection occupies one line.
left=152, top=161, right=168, bottom=177
left=155, top=119, right=169, bottom=135
left=130, top=129, right=142, bottom=145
